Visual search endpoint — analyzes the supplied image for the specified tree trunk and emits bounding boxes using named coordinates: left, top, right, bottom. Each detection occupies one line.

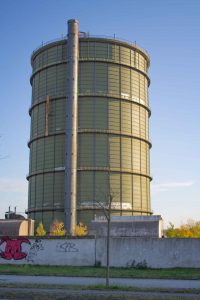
left=106, top=217, right=110, bottom=288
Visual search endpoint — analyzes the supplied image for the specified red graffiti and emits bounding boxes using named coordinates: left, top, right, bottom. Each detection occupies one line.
left=0, top=236, right=30, bottom=260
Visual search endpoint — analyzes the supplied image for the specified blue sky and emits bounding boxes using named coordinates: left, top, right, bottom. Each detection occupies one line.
left=0, top=0, right=199, bottom=227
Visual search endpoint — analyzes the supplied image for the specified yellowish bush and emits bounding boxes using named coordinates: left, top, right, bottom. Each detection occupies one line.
left=166, top=220, right=200, bottom=238
left=50, top=220, right=66, bottom=236
left=74, top=222, right=88, bottom=236
left=36, top=222, right=46, bottom=236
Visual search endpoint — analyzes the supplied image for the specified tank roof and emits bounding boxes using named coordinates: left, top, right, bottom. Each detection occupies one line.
left=31, top=35, right=150, bottom=66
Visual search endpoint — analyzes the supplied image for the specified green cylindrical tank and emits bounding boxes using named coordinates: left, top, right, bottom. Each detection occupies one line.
left=27, top=36, right=151, bottom=230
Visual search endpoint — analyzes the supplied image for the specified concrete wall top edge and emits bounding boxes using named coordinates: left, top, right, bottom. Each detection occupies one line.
left=0, top=235, right=95, bottom=239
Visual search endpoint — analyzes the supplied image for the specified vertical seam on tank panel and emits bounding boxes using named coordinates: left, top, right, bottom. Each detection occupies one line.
left=93, top=57, right=96, bottom=212
left=35, top=103, right=39, bottom=213
left=139, top=71, right=142, bottom=215
left=107, top=98, right=110, bottom=203
left=42, top=138, right=45, bottom=224
left=54, top=63, right=57, bottom=219
left=119, top=46, right=122, bottom=216
left=145, top=103, right=148, bottom=213
left=147, top=71, right=151, bottom=213
left=129, top=48, right=133, bottom=214
left=134, top=49, right=137, bottom=215
left=130, top=69, right=134, bottom=215
left=108, top=45, right=111, bottom=207
left=106, top=62, right=109, bottom=203
left=78, top=43, right=80, bottom=209
left=45, top=51, right=48, bottom=96
left=34, top=174, right=36, bottom=221
left=31, top=75, right=34, bottom=106
left=53, top=135, right=56, bottom=220
left=106, top=59, right=109, bottom=207
left=55, top=46, right=58, bottom=96
left=40, top=138, right=44, bottom=223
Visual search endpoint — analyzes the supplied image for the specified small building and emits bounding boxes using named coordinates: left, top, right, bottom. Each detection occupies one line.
left=0, top=219, right=35, bottom=236
left=90, top=215, right=163, bottom=238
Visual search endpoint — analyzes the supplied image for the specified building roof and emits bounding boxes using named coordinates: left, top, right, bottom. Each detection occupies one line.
left=0, top=220, right=25, bottom=236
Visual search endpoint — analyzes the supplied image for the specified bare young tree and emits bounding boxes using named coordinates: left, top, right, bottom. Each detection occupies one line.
left=95, top=191, right=117, bottom=288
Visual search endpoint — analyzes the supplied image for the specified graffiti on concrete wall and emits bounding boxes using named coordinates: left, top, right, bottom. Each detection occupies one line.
left=0, top=236, right=92, bottom=265
left=0, top=236, right=44, bottom=263
left=56, top=241, right=79, bottom=253
left=26, top=239, right=44, bottom=263
left=0, top=236, right=30, bottom=260
left=126, top=259, right=148, bottom=269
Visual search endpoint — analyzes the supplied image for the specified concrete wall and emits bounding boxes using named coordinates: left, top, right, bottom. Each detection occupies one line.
left=0, top=237, right=95, bottom=266
left=96, top=237, right=200, bottom=268
left=0, top=236, right=200, bottom=268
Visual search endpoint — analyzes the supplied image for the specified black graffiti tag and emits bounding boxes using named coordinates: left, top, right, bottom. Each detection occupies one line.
left=26, top=239, right=44, bottom=263
left=56, top=242, right=79, bottom=253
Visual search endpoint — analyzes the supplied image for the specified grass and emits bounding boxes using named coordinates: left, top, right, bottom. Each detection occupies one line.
left=0, top=293, right=198, bottom=300
left=0, top=284, right=200, bottom=300
left=0, top=264, right=200, bottom=280
left=0, top=282, right=200, bottom=294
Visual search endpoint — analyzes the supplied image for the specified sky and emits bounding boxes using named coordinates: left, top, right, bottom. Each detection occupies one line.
left=0, top=0, right=200, bottom=228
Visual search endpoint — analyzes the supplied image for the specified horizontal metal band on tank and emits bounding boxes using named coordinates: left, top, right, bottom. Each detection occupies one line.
left=31, top=39, right=67, bottom=62
left=31, top=57, right=149, bottom=77
left=30, top=59, right=150, bottom=85
left=30, top=60, right=67, bottom=84
left=78, top=94, right=151, bottom=116
left=29, top=95, right=66, bottom=115
left=29, top=94, right=151, bottom=117
left=78, top=129, right=152, bottom=148
left=26, top=168, right=65, bottom=180
left=26, top=207, right=65, bottom=214
left=26, top=207, right=152, bottom=215
left=31, top=36, right=149, bottom=66
left=28, top=129, right=151, bottom=147
left=30, top=61, right=149, bottom=88
left=27, top=131, right=65, bottom=147
left=77, top=207, right=152, bottom=215
left=27, top=169, right=152, bottom=181
left=78, top=60, right=150, bottom=86
left=77, top=168, right=152, bottom=181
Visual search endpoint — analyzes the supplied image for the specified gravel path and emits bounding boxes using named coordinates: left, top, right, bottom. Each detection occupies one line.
left=0, top=274, right=200, bottom=289
left=0, top=286, right=200, bottom=300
